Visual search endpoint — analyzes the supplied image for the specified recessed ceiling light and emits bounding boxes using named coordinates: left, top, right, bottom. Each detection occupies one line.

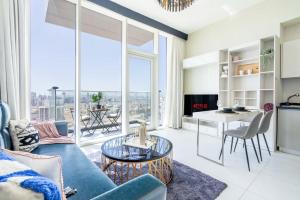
left=222, top=5, right=237, bottom=16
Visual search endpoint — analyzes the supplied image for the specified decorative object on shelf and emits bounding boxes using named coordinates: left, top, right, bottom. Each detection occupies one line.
left=239, top=70, right=244, bottom=75
left=234, top=99, right=241, bottom=107
left=217, top=100, right=223, bottom=109
left=157, top=0, right=194, bottom=12
left=262, top=48, right=274, bottom=56
left=221, top=65, right=229, bottom=77
left=235, top=63, right=259, bottom=76
left=261, top=48, right=274, bottom=71
left=233, top=56, right=240, bottom=61
left=247, top=69, right=252, bottom=75
left=91, top=92, right=103, bottom=109
left=263, top=103, right=273, bottom=112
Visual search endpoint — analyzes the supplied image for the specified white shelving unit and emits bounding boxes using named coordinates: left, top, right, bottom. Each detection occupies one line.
left=218, top=49, right=230, bottom=107
left=217, top=36, right=280, bottom=151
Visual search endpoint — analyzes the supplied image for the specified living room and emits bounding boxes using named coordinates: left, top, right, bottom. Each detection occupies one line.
left=1, top=0, right=300, bottom=200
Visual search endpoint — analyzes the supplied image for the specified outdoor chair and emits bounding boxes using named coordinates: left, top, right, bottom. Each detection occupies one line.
left=106, top=108, right=121, bottom=131
left=70, top=108, right=91, bottom=136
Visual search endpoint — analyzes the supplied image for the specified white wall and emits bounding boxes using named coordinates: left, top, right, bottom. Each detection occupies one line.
left=184, top=0, right=300, bottom=96
left=282, top=79, right=300, bottom=103
left=186, top=0, right=300, bottom=57
left=183, top=64, right=218, bottom=94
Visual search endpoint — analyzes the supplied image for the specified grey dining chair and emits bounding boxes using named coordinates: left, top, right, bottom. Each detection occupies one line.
left=256, top=110, right=273, bottom=161
left=219, top=112, right=263, bottom=171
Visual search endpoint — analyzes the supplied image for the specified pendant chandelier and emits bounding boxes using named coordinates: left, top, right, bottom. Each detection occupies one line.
left=157, top=0, right=194, bottom=12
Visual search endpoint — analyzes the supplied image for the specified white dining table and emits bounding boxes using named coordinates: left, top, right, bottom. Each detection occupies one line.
left=193, top=110, right=260, bottom=166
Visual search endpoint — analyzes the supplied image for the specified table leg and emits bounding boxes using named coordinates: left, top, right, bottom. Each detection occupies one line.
left=196, top=119, right=224, bottom=166
left=89, top=112, right=98, bottom=134
left=221, top=122, right=225, bottom=166
left=197, top=119, right=200, bottom=156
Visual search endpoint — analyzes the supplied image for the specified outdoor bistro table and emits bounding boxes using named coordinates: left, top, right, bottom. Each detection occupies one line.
left=88, top=108, right=109, bottom=134
left=101, top=134, right=173, bottom=185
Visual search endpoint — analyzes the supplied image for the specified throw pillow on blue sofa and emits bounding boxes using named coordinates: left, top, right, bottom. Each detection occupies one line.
left=0, top=150, right=62, bottom=200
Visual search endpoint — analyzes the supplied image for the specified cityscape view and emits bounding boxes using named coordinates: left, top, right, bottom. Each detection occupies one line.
left=30, top=89, right=166, bottom=130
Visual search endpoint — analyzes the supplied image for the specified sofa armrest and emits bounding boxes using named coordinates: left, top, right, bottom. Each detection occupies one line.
left=54, top=121, right=68, bottom=136
left=91, top=174, right=167, bottom=200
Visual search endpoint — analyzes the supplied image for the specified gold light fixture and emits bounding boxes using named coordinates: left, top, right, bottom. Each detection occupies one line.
left=157, top=0, right=194, bottom=12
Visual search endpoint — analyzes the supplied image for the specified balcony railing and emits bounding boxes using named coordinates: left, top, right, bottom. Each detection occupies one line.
left=30, top=88, right=165, bottom=129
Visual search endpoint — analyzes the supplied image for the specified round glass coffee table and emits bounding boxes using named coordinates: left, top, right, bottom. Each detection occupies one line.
left=101, top=134, right=173, bottom=185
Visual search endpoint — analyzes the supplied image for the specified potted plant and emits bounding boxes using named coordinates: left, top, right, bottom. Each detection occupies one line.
left=91, top=92, right=103, bottom=109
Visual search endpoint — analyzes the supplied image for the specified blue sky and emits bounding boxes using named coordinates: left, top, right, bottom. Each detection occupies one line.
left=31, top=0, right=167, bottom=95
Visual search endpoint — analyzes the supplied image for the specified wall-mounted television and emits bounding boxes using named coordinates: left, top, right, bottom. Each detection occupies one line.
left=184, top=94, right=218, bottom=116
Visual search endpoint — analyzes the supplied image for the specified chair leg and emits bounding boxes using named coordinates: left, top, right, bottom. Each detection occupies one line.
left=234, top=138, right=239, bottom=152
left=251, top=138, right=260, bottom=163
left=219, top=135, right=228, bottom=160
left=262, top=133, right=271, bottom=156
left=244, top=139, right=250, bottom=172
left=257, top=135, right=262, bottom=161
left=230, top=137, right=234, bottom=154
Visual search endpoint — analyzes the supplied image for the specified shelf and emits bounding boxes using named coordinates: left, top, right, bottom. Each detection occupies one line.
left=260, top=89, right=274, bottom=91
left=232, top=56, right=259, bottom=64
left=234, top=98, right=244, bottom=100
left=232, top=73, right=259, bottom=78
left=220, top=76, right=228, bottom=79
left=260, top=52, right=274, bottom=57
left=245, top=98, right=257, bottom=100
left=232, top=90, right=244, bottom=92
left=219, top=90, right=229, bottom=92
left=219, top=62, right=228, bottom=65
left=260, top=71, right=274, bottom=74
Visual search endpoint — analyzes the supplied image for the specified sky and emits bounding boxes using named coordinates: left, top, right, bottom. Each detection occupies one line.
left=31, top=0, right=167, bottom=95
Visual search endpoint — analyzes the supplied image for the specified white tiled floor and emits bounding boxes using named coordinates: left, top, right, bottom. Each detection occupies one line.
left=81, top=128, right=300, bottom=200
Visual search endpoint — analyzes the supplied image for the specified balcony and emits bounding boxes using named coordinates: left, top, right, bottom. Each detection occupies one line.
left=31, top=87, right=165, bottom=143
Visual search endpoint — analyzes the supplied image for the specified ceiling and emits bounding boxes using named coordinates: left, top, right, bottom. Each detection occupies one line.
left=46, top=0, right=153, bottom=45
left=110, top=0, right=266, bottom=34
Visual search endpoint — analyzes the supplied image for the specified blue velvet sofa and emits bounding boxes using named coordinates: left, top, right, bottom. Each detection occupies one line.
left=0, top=102, right=167, bottom=200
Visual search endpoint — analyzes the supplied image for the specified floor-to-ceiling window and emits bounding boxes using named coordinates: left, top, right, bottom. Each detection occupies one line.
left=158, top=35, right=167, bottom=126
left=127, top=24, right=155, bottom=129
left=30, top=0, right=76, bottom=135
left=79, top=7, right=122, bottom=143
left=30, top=0, right=168, bottom=144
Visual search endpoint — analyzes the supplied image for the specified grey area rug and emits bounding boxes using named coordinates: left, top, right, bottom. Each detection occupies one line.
left=91, top=153, right=227, bottom=200
left=167, top=161, right=227, bottom=200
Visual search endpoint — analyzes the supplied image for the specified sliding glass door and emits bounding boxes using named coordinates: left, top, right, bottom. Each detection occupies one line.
left=128, top=54, right=154, bottom=129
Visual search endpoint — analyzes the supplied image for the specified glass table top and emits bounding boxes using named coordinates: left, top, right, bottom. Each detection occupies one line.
left=101, top=135, right=173, bottom=162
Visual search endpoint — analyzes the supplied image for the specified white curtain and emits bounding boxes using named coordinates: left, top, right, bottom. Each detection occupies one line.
left=164, top=36, right=185, bottom=129
left=0, top=0, right=29, bottom=120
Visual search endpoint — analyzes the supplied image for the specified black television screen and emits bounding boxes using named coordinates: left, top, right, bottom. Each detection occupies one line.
left=184, top=94, right=218, bottom=116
